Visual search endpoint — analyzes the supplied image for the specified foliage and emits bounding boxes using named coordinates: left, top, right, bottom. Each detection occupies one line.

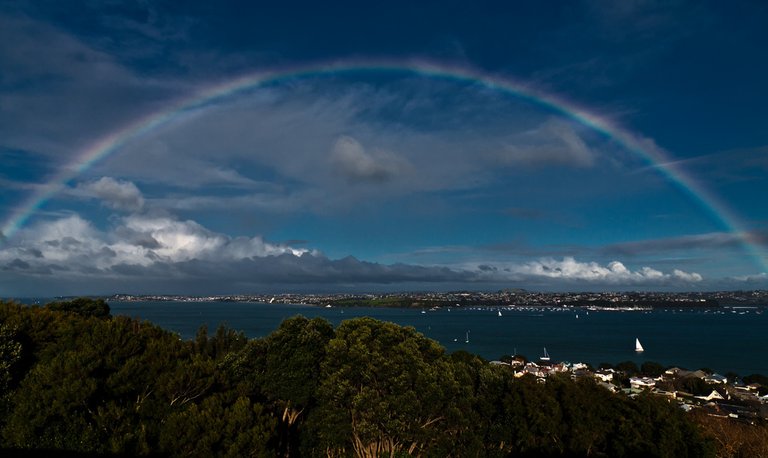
left=45, top=298, right=111, bottom=319
left=306, top=318, right=460, bottom=456
left=0, top=299, right=725, bottom=457
left=691, top=410, right=768, bottom=458
left=640, top=361, right=665, bottom=377
left=615, top=360, right=640, bottom=375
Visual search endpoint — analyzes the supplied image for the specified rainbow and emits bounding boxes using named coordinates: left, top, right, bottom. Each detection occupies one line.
left=1, top=58, right=765, bottom=271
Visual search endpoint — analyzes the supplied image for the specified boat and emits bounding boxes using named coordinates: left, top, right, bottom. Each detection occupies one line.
left=465, top=331, right=470, bottom=344
left=498, top=310, right=502, bottom=317
left=540, top=347, right=550, bottom=361
left=635, top=338, right=644, bottom=352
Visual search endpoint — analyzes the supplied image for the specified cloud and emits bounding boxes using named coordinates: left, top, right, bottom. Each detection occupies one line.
left=75, top=177, right=145, bottom=212
left=491, top=118, right=596, bottom=168
left=604, top=231, right=768, bottom=256
left=331, top=136, right=412, bottom=183
left=0, top=14, right=180, bottom=158
left=730, top=272, right=768, bottom=283
left=0, top=213, right=308, bottom=272
left=91, top=76, right=613, bottom=217
left=0, top=212, right=719, bottom=295
left=0, top=213, right=479, bottom=294
left=504, top=257, right=703, bottom=285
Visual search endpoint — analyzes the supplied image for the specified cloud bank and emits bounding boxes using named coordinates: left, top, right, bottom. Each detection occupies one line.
left=0, top=186, right=715, bottom=296
left=473, top=257, right=703, bottom=286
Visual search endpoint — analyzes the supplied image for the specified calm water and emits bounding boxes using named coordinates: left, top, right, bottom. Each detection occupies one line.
left=109, top=301, right=768, bottom=376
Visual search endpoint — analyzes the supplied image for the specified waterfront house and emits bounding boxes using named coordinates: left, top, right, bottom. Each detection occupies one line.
left=630, top=377, right=657, bottom=391
left=696, top=390, right=725, bottom=402
left=704, top=373, right=728, bottom=384
left=594, top=369, right=615, bottom=383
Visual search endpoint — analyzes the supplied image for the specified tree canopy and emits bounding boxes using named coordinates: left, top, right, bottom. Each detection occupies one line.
left=0, top=299, right=720, bottom=457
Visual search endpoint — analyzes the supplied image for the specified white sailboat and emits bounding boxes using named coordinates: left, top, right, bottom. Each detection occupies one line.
left=465, top=331, right=470, bottom=344
left=635, top=338, right=644, bottom=352
left=498, top=310, right=502, bottom=317
left=540, top=347, right=550, bottom=361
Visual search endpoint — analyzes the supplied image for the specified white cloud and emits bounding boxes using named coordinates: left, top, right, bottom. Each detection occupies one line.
left=671, top=269, right=703, bottom=282
left=0, top=213, right=732, bottom=295
left=0, top=213, right=311, bottom=274
left=0, top=213, right=475, bottom=294
left=500, top=257, right=703, bottom=285
left=331, top=136, right=413, bottom=183
left=119, top=215, right=310, bottom=263
left=75, top=177, right=145, bottom=212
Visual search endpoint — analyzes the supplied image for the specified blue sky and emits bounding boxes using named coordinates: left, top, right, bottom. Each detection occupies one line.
left=1, top=0, right=767, bottom=295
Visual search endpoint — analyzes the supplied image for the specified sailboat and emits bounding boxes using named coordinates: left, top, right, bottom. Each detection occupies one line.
left=540, top=347, right=550, bottom=361
left=465, top=331, right=470, bottom=344
left=635, top=338, right=644, bottom=353
left=498, top=310, right=502, bottom=317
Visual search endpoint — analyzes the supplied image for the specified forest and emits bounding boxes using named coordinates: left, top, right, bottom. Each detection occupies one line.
left=0, top=297, right=759, bottom=457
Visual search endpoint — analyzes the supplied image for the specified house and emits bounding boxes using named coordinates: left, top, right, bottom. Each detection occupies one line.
left=704, top=373, right=728, bottom=384
left=653, top=388, right=677, bottom=399
left=665, top=367, right=683, bottom=376
left=696, top=390, right=724, bottom=401
left=630, top=377, right=657, bottom=390
left=594, top=369, right=615, bottom=383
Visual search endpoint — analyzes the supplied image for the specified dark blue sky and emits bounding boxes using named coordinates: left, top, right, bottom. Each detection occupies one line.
left=1, top=0, right=766, bottom=295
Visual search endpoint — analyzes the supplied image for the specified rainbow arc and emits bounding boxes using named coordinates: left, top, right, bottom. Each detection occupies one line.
left=1, top=58, right=765, bottom=272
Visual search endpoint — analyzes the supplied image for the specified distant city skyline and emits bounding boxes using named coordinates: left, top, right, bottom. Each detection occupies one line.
left=1, top=1, right=767, bottom=296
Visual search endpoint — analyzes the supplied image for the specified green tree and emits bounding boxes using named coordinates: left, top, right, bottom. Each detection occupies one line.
left=616, top=361, right=640, bottom=375
left=308, top=317, right=459, bottom=457
left=640, top=361, right=665, bottom=377
left=159, top=394, right=275, bottom=457
left=45, top=298, right=110, bottom=319
left=257, top=316, right=334, bottom=456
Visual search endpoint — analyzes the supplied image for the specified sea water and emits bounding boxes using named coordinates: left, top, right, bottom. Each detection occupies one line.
left=109, top=301, right=768, bottom=376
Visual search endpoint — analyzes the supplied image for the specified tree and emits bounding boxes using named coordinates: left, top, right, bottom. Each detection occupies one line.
left=257, top=316, right=334, bottom=456
left=640, top=361, right=665, bottom=377
left=615, top=361, right=640, bottom=375
left=45, top=298, right=110, bottom=319
left=308, top=317, right=459, bottom=457
left=159, top=394, right=275, bottom=457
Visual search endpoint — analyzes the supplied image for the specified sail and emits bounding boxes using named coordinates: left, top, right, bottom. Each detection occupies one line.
left=540, top=347, right=550, bottom=361
left=635, top=338, right=644, bottom=352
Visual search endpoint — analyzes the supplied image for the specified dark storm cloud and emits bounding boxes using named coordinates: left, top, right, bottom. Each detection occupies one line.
left=171, top=254, right=475, bottom=285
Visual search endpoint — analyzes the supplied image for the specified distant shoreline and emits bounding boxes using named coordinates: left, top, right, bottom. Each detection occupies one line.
left=94, top=290, right=768, bottom=309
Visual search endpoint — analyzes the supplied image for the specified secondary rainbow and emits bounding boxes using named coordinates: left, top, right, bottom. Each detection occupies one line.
left=1, top=58, right=765, bottom=271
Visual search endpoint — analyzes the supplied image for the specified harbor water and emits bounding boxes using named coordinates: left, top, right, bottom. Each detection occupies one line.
left=109, top=301, right=768, bottom=376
